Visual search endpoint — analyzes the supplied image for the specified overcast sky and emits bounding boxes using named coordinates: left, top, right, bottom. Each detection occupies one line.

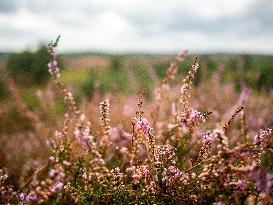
left=0, top=0, right=272, bottom=53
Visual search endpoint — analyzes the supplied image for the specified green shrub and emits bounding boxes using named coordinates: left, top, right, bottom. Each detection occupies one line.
left=237, top=55, right=273, bottom=92
left=132, top=64, right=153, bottom=96
left=152, top=61, right=169, bottom=79
left=255, top=56, right=273, bottom=91
left=81, top=55, right=132, bottom=98
left=6, top=45, right=64, bottom=86
left=0, top=80, right=8, bottom=99
left=109, top=55, right=123, bottom=72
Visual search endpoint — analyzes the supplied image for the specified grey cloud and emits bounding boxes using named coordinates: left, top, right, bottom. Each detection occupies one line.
left=247, top=0, right=273, bottom=34
left=0, top=0, right=272, bottom=52
left=117, top=0, right=273, bottom=40
left=0, top=0, right=17, bottom=13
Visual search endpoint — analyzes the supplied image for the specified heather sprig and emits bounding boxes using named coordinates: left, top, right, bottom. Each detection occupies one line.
left=99, top=99, right=111, bottom=144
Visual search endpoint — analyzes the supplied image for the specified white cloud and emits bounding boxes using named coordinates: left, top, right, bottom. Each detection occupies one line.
left=0, top=0, right=272, bottom=53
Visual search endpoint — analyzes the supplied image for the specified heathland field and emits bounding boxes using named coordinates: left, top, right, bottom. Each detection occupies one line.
left=0, top=46, right=272, bottom=204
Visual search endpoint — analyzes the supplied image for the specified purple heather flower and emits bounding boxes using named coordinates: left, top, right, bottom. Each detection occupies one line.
left=140, top=166, right=149, bottom=179
left=73, top=128, right=89, bottom=150
left=0, top=173, right=8, bottom=181
left=213, top=202, right=225, bottom=205
left=134, top=117, right=152, bottom=135
left=254, top=128, right=272, bottom=148
left=18, top=192, right=26, bottom=201
left=149, top=181, right=157, bottom=192
left=190, top=109, right=205, bottom=123
left=49, top=156, right=55, bottom=162
left=169, top=166, right=177, bottom=175
left=51, top=51, right=58, bottom=58
left=248, top=169, right=272, bottom=194
left=48, top=51, right=60, bottom=78
left=176, top=50, right=188, bottom=62
left=109, top=127, right=131, bottom=148
left=50, top=182, right=64, bottom=193
left=25, top=194, right=38, bottom=203
left=202, top=132, right=213, bottom=144
left=235, top=180, right=246, bottom=191
left=49, top=169, right=56, bottom=178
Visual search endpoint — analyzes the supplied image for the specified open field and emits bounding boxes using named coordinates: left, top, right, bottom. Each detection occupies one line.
left=0, top=50, right=272, bottom=204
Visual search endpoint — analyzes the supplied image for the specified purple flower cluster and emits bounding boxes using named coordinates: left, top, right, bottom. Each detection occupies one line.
left=50, top=182, right=64, bottom=193
left=109, top=127, right=131, bottom=148
left=48, top=51, right=60, bottom=78
left=74, top=127, right=94, bottom=150
left=18, top=193, right=38, bottom=204
left=176, top=50, right=188, bottom=62
left=162, top=166, right=189, bottom=187
left=247, top=169, right=272, bottom=195
left=134, top=116, right=152, bottom=136
left=189, top=109, right=205, bottom=123
left=254, top=128, right=272, bottom=148
left=202, top=132, right=213, bottom=144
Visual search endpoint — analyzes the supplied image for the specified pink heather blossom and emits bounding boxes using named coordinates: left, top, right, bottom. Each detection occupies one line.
left=168, top=123, right=176, bottom=131
left=64, top=92, right=73, bottom=101
left=149, top=181, right=158, bottom=193
left=109, top=127, right=120, bottom=141
left=18, top=192, right=26, bottom=201
left=120, top=147, right=128, bottom=155
left=48, top=51, right=60, bottom=78
left=254, top=128, right=272, bottom=148
left=49, top=169, right=56, bottom=177
left=110, top=167, right=122, bottom=180
left=49, top=156, right=55, bottom=162
left=50, top=182, right=64, bottom=193
left=213, top=202, right=225, bottom=205
left=54, top=130, right=62, bottom=138
left=189, top=109, right=205, bottom=123
left=74, top=128, right=81, bottom=139
left=162, top=166, right=189, bottom=187
left=109, top=127, right=131, bottom=148
left=162, top=83, right=170, bottom=91
left=0, top=173, right=8, bottom=181
left=25, top=194, right=38, bottom=203
left=176, top=50, right=188, bottom=62
left=235, top=180, right=247, bottom=191
left=140, top=166, right=149, bottom=179
left=134, top=117, right=152, bottom=135
left=91, top=158, right=105, bottom=165
left=154, top=87, right=161, bottom=100
left=63, top=160, right=71, bottom=166
left=202, top=132, right=213, bottom=144
left=248, top=170, right=272, bottom=194
left=73, top=128, right=89, bottom=150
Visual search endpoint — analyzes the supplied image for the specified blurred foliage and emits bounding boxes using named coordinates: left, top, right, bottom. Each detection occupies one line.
left=132, top=64, right=153, bottom=95
left=0, top=107, right=33, bottom=134
left=1, top=53, right=272, bottom=130
left=77, top=54, right=273, bottom=99
left=81, top=55, right=132, bottom=98
left=6, top=45, right=64, bottom=86
left=20, top=88, right=40, bottom=110
left=153, top=61, right=169, bottom=79
left=252, top=56, right=273, bottom=91
left=0, top=80, right=9, bottom=99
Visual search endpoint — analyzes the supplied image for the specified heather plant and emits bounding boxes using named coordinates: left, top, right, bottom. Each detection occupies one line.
left=0, top=37, right=272, bottom=204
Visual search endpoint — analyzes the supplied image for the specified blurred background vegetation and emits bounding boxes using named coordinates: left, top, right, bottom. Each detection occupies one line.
left=63, top=53, right=273, bottom=99
left=0, top=49, right=272, bottom=134
left=6, top=45, right=64, bottom=86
